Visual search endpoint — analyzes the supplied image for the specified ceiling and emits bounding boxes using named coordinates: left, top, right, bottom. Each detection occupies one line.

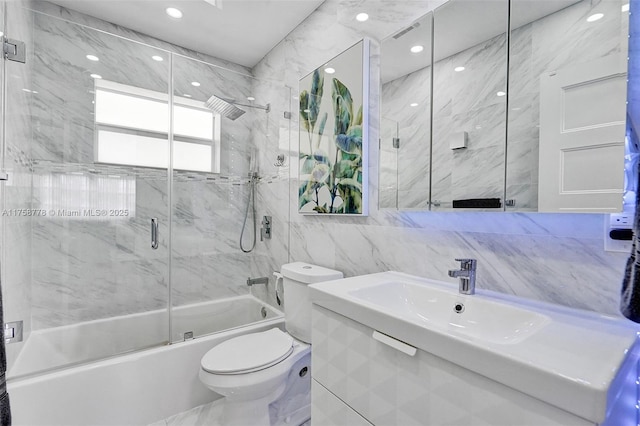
left=47, top=0, right=325, bottom=68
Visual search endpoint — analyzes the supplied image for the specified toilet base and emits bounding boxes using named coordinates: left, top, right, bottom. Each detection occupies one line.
left=221, top=390, right=282, bottom=426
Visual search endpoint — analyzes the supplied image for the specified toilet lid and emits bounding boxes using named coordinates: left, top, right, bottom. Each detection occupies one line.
left=201, top=328, right=294, bottom=374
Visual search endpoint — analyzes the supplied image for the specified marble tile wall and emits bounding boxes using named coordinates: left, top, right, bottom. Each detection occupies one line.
left=431, top=32, right=507, bottom=208
left=252, top=0, right=629, bottom=317
left=379, top=116, right=398, bottom=209
left=381, top=66, right=431, bottom=209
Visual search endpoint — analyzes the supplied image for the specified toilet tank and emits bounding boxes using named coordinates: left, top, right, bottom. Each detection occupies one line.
left=281, top=262, right=343, bottom=343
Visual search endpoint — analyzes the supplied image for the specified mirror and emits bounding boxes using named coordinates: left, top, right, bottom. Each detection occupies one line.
left=380, top=13, right=433, bottom=210
left=379, top=0, right=630, bottom=213
left=506, top=0, right=629, bottom=212
left=431, top=0, right=509, bottom=211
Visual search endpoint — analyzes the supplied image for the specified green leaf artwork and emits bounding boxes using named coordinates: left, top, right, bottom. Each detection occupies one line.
left=298, top=42, right=367, bottom=215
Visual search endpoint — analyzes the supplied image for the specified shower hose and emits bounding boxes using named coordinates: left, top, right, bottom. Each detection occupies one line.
left=240, top=172, right=257, bottom=253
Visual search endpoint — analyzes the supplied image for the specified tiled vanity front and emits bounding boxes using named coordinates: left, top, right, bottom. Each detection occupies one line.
left=311, top=303, right=614, bottom=426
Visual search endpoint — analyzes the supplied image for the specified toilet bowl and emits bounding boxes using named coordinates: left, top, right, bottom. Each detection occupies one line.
left=199, top=328, right=310, bottom=425
left=198, top=262, right=343, bottom=426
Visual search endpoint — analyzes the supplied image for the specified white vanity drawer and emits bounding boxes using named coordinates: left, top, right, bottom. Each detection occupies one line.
left=312, top=379, right=372, bottom=426
left=311, top=304, right=593, bottom=426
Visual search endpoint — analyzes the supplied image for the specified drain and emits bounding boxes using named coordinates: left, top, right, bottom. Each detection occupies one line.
left=299, top=366, right=308, bottom=377
left=260, top=306, right=267, bottom=318
left=454, top=303, right=465, bottom=314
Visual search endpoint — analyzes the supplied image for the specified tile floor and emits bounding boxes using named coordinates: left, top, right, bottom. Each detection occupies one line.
left=148, top=400, right=311, bottom=426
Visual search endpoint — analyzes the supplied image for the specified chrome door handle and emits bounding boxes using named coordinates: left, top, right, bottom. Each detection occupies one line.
left=151, top=218, right=159, bottom=249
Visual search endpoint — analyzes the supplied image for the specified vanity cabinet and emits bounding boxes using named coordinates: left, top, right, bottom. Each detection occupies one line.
left=311, top=304, right=594, bottom=426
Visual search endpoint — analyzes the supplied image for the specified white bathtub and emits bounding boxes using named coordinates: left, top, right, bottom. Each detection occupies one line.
left=8, top=295, right=284, bottom=426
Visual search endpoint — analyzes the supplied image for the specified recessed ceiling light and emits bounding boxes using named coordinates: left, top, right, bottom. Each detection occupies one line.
left=356, top=13, right=369, bottom=22
left=183, top=94, right=192, bottom=98
left=247, top=96, right=255, bottom=101
left=324, top=67, right=336, bottom=74
left=622, top=4, right=629, bottom=12
left=496, top=91, right=506, bottom=97
left=152, top=55, right=164, bottom=62
left=90, top=74, right=102, bottom=79
left=410, top=103, right=419, bottom=107
left=454, top=66, right=465, bottom=72
left=587, top=13, right=604, bottom=22
left=191, top=81, right=201, bottom=87
left=86, top=54, right=99, bottom=61
left=166, top=7, right=183, bottom=19
left=410, top=45, right=424, bottom=53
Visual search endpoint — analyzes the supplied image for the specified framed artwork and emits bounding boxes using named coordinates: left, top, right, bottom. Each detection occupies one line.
left=298, top=39, right=369, bottom=215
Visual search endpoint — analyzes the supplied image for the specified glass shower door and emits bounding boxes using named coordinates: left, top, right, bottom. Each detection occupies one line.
left=2, top=5, right=172, bottom=378
left=169, top=55, right=259, bottom=342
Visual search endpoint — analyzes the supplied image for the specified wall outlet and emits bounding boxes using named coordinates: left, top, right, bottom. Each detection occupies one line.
left=610, top=213, right=632, bottom=228
left=605, top=214, right=634, bottom=253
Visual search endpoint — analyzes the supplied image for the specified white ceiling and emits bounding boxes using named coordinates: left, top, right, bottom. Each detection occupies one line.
left=47, top=0, right=324, bottom=68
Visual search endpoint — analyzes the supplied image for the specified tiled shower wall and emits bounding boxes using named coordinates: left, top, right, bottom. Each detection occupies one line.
left=253, top=0, right=629, bottom=317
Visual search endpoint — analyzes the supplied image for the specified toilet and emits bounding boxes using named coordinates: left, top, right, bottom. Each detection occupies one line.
left=199, top=262, right=343, bottom=426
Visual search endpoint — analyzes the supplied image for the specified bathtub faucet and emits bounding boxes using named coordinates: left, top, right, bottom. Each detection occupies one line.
left=247, top=276, right=269, bottom=286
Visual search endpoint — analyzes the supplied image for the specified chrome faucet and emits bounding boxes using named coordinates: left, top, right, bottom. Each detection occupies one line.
left=247, top=276, right=269, bottom=286
left=448, top=258, right=477, bottom=295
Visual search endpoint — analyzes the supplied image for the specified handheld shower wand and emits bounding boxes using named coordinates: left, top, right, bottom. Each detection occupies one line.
left=240, top=149, right=259, bottom=253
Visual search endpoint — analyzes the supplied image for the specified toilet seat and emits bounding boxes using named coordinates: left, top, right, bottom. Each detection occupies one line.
left=201, top=328, right=294, bottom=375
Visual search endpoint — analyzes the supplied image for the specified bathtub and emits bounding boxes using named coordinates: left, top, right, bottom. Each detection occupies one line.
left=8, top=295, right=284, bottom=426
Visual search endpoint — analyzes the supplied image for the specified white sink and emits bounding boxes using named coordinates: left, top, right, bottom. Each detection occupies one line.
left=309, top=271, right=640, bottom=424
left=349, top=281, right=550, bottom=344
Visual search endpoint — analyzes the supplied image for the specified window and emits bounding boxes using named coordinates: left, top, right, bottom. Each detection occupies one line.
left=94, top=80, right=220, bottom=173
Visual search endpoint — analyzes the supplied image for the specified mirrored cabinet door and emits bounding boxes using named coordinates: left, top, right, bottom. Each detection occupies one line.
left=378, top=0, right=629, bottom=213
left=506, top=0, right=630, bottom=212
left=430, top=0, right=509, bottom=211
left=379, top=12, right=433, bottom=210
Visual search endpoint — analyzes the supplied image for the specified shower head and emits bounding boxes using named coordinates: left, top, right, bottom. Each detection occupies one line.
left=205, top=95, right=270, bottom=120
left=205, top=95, right=246, bottom=120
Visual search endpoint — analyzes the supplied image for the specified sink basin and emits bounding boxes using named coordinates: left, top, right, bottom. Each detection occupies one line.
left=349, top=281, right=550, bottom=344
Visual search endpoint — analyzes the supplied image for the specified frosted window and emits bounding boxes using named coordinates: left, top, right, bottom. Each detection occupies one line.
left=96, top=90, right=168, bottom=133
left=94, top=80, right=218, bottom=173
left=97, top=130, right=169, bottom=169
left=174, top=141, right=212, bottom=172
left=97, top=131, right=212, bottom=172
left=174, top=106, right=214, bottom=140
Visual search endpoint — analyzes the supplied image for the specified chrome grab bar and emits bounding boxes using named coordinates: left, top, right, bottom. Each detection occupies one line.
left=151, top=218, right=159, bottom=249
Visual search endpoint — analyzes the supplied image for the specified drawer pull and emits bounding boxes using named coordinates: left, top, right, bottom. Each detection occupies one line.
left=372, top=331, right=416, bottom=356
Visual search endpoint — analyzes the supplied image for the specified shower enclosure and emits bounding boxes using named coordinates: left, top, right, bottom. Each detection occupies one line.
left=0, top=1, right=288, bottom=380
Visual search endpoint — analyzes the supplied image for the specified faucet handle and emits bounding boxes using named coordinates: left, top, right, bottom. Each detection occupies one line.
left=454, top=258, right=477, bottom=269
